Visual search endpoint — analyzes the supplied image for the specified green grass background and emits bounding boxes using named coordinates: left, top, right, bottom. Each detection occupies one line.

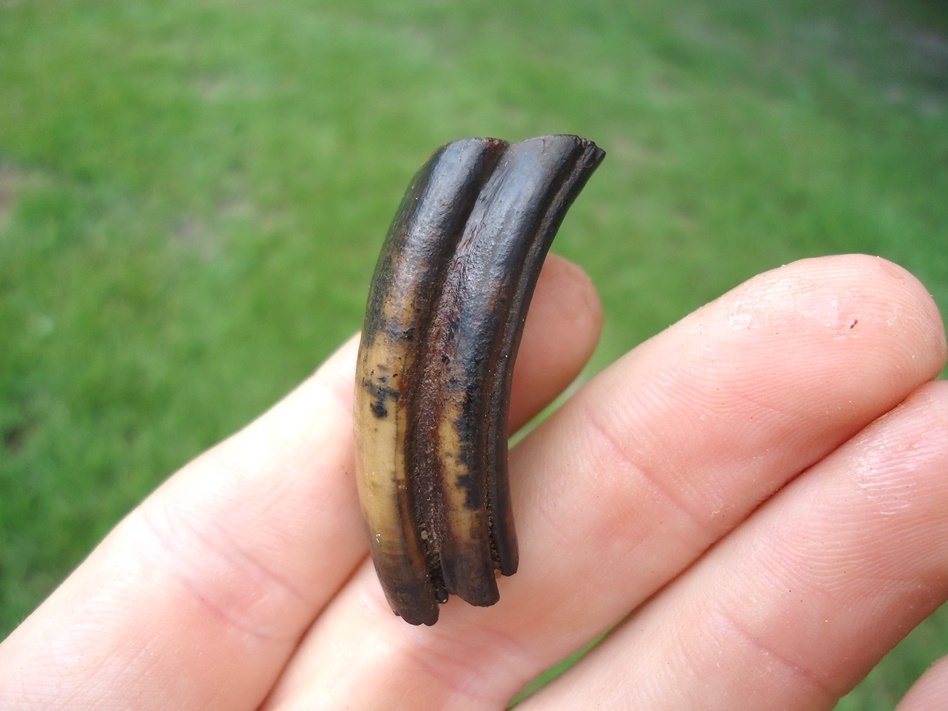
left=1, top=0, right=946, bottom=706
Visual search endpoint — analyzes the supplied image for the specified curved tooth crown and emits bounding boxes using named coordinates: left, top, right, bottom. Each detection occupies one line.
left=355, top=135, right=605, bottom=625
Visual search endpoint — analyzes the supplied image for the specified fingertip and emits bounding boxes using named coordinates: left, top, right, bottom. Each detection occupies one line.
left=898, top=655, right=948, bottom=711
left=784, top=255, right=945, bottom=371
left=534, top=253, right=604, bottom=340
left=870, top=255, right=948, bottom=370
left=509, top=253, right=603, bottom=432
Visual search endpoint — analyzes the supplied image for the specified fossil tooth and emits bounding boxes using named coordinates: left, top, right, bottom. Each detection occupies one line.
left=355, top=135, right=605, bottom=625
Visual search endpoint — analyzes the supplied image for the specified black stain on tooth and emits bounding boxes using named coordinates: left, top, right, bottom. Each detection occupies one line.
left=362, top=377, right=400, bottom=419
left=455, top=472, right=482, bottom=510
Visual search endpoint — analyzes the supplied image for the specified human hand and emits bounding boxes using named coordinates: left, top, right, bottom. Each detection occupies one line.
left=1, top=254, right=946, bottom=709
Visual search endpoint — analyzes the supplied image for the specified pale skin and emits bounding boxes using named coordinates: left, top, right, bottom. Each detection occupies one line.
left=1, top=253, right=947, bottom=710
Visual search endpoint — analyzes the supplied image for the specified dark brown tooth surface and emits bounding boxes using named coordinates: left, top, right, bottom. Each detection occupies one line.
left=355, top=135, right=605, bottom=625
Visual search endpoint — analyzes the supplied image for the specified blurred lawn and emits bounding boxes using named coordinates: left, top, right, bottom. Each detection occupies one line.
left=1, top=0, right=946, bottom=706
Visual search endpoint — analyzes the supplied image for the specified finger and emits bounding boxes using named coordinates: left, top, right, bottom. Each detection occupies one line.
left=262, top=255, right=946, bottom=709
left=509, top=253, right=603, bottom=432
left=0, top=334, right=364, bottom=711
left=0, top=255, right=602, bottom=710
left=899, top=655, right=948, bottom=711
left=530, top=381, right=948, bottom=709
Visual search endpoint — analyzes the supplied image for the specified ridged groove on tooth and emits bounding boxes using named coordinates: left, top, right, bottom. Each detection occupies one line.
left=355, top=138, right=506, bottom=626
left=409, top=136, right=606, bottom=607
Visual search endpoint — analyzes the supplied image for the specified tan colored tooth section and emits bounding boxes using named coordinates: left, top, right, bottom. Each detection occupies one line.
left=430, top=374, right=499, bottom=606
left=354, top=317, right=437, bottom=624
